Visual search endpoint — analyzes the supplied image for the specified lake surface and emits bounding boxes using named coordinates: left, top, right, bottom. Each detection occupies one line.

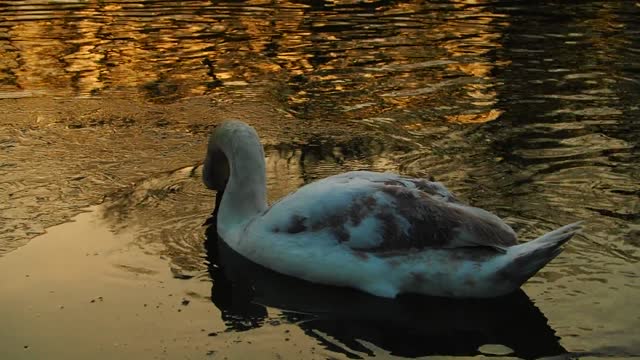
left=0, top=0, right=638, bottom=359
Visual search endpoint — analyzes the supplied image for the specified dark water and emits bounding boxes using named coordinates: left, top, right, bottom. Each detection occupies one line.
left=0, top=0, right=639, bottom=358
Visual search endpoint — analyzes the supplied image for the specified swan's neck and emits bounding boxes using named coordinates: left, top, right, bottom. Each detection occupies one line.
left=217, top=131, right=268, bottom=236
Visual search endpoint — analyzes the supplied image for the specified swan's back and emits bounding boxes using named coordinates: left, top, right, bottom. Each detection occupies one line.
left=251, top=171, right=517, bottom=255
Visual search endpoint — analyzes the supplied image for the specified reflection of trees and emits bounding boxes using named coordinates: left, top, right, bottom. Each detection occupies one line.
left=439, top=0, right=507, bottom=124
left=486, top=2, right=638, bottom=216
left=1, top=0, right=505, bottom=115
left=257, top=138, right=397, bottom=201
left=291, top=135, right=396, bottom=182
left=480, top=0, right=640, bottom=274
left=2, top=18, right=76, bottom=93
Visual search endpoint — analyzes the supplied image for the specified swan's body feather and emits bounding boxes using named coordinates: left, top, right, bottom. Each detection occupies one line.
left=255, top=171, right=516, bottom=252
left=204, top=120, right=582, bottom=298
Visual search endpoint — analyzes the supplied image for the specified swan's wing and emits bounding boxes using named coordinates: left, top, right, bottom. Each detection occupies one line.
left=254, top=171, right=517, bottom=254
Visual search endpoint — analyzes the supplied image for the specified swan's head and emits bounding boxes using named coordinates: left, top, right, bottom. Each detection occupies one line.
left=202, top=122, right=232, bottom=191
left=202, top=120, right=264, bottom=192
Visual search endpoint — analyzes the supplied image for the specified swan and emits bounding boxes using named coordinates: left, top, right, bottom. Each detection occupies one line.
left=202, top=120, right=582, bottom=298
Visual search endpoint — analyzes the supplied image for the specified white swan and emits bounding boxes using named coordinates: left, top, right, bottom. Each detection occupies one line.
left=203, top=120, right=582, bottom=298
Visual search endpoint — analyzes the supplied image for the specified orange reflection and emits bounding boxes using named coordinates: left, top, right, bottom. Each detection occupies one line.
left=446, top=109, right=502, bottom=123
left=431, top=0, right=509, bottom=123
left=0, top=0, right=509, bottom=118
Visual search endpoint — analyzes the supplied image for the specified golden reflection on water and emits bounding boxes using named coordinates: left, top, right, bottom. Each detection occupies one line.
left=437, top=0, right=506, bottom=123
left=0, top=0, right=508, bottom=124
left=447, top=108, right=502, bottom=123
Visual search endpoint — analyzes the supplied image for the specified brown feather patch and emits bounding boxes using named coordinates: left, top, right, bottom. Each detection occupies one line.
left=269, top=174, right=516, bottom=256
left=285, top=214, right=307, bottom=234
left=360, top=182, right=516, bottom=253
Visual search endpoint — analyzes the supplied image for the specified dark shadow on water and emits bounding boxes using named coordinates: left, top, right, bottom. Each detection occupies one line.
left=203, top=220, right=567, bottom=359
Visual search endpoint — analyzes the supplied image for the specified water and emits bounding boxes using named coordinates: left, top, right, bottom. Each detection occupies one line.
left=0, top=0, right=639, bottom=358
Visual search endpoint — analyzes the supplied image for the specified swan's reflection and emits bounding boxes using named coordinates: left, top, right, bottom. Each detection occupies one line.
left=204, top=223, right=567, bottom=359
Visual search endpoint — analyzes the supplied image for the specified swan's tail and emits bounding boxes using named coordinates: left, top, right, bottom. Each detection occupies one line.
left=499, top=222, right=583, bottom=287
